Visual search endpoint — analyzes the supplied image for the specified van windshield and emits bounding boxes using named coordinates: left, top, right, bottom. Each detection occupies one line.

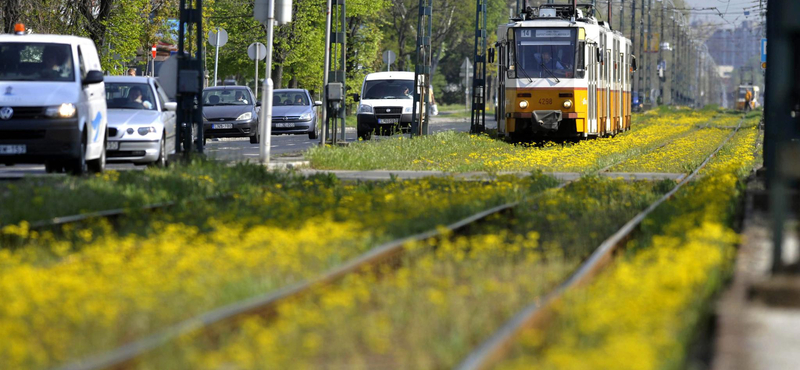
left=362, top=79, right=414, bottom=100
left=0, top=42, right=75, bottom=82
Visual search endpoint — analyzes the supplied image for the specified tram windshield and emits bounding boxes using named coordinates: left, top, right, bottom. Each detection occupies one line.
left=509, top=28, right=577, bottom=79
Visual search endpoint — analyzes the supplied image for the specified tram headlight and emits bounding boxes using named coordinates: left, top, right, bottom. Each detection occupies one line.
left=518, top=100, right=529, bottom=109
left=563, top=100, right=573, bottom=109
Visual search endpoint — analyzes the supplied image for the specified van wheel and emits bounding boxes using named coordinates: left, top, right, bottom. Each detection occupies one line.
left=87, top=142, right=106, bottom=174
left=69, top=139, right=89, bottom=176
left=45, top=162, right=62, bottom=173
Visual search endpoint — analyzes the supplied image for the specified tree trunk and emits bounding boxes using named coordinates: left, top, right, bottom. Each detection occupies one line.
left=1, top=0, right=20, bottom=34
left=272, top=64, right=284, bottom=88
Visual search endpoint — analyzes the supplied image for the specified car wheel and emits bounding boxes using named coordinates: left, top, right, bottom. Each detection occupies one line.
left=151, top=134, right=168, bottom=167
left=308, top=122, right=318, bottom=140
left=250, top=127, right=260, bottom=144
left=69, top=138, right=88, bottom=176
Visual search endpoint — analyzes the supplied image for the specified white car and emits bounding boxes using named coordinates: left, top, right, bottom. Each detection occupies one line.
left=104, top=76, right=176, bottom=166
left=0, top=27, right=107, bottom=175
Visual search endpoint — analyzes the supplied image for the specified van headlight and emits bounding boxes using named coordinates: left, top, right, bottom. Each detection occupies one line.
left=357, top=104, right=374, bottom=114
left=299, top=112, right=313, bottom=121
left=403, top=106, right=412, bottom=113
left=236, top=112, right=253, bottom=121
left=45, top=103, right=77, bottom=118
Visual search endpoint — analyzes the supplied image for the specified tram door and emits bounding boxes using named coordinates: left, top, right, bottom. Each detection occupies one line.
left=588, top=44, right=597, bottom=133
left=606, top=47, right=612, bottom=133
left=497, top=45, right=506, bottom=134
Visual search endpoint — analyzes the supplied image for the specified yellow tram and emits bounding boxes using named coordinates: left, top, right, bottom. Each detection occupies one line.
left=495, top=3, right=636, bottom=140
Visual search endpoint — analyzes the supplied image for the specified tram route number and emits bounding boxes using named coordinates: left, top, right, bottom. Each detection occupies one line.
left=538, top=98, right=553, bottom=105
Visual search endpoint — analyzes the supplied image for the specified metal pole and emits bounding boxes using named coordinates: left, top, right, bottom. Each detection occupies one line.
left=213, top=28, right=220, bottom=86
left=320, top=0, right=332, bottom=146
left=339, top=1, right=347, bottom=143
left=255, top=48, right=259, bottom=101
left=259, top=1, right=275, bottom=165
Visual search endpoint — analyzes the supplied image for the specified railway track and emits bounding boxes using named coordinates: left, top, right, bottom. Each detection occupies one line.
left=53, top=135, right=676, bottom=370
left=53, top=191, right=554, bottom=370
left=454, top=115, right=744, bottom=370
left=33, top=115, right=740, bottom=369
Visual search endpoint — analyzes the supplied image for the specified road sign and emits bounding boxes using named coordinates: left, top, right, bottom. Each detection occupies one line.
left=208, top=28, right=228, bottom=47
left=761, top=38, right=767, bottom=63
left=209, top=28, right=228, bottom=86
left=248, top=42, right=267, bottom=60
left=382, top=50, right=396, bottom=68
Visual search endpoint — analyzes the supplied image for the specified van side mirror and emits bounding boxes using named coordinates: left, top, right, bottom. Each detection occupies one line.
left=488, top=48, right=495, bottom=64
left=83, top=70, right=104, bottom=85
left=163, top=102, right=177, bottom=111
left=352, top=93, right=360, bottom=102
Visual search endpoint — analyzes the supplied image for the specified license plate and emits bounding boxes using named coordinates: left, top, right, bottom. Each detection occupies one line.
left=0, top=145, right=26, bottom=155
left=212, top=123, right=233, bottom=129
left=276, top=122, right=295, bottom=128
left=106, top=141, right=119, bottom=150
left=378, top=118, right=399, bottom=124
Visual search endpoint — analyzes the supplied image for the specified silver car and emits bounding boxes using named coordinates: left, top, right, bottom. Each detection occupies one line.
left=104, top=76, right=176, bottom=166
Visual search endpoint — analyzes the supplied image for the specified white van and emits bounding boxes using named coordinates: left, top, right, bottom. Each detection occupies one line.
left=355, top=71, right=416, bottom=140
left=0, top=27, right=107, bottom=174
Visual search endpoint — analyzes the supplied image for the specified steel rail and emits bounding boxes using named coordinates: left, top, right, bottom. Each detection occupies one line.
left=455, top=115, right=744, bottom=370
left=596, top=115, right=720, bottom=174
left=54, top=182, right=572, bottom=370
left=16, top=193, right=235, bottom=232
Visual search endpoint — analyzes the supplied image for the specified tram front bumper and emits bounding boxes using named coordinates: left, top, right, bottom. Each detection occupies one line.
left=510, top=111, right=564, bottom=132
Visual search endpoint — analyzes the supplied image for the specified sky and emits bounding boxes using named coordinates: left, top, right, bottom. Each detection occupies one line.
left=685, top=0, right=766, bottom=27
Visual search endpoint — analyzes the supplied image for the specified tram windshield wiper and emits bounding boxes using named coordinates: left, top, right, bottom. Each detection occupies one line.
left=514, top=53, right=533, bottom=83
left=540, top=63, right=561, bottom=83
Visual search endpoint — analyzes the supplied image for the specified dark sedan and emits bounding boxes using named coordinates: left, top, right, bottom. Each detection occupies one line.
left=202, top=86, right=260, bottom=144
left=271, top=89, right=321, bottom=140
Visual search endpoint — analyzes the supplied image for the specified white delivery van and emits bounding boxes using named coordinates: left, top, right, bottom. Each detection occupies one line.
left=354, top=71, right=416, bottom=140
left=0, top=25, right=107, bottom=174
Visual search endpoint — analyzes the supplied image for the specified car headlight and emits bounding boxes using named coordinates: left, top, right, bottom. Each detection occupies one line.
left=403, top=106, right=413, bottom=113
left=357, top=104, right=374, bottom=114
left=563, top=100, right=573, bottom=109
left=45, top=103, right=77, bottom=118
left=236, top=112, right=253, bottom=121
left=138, top=127, right=157, bottom=136
left=299, top=112, right=313, bottom=121
left=518, top=100, right=529, bottom=109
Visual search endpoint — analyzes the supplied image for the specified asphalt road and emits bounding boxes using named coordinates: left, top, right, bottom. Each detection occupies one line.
left=0, top=114, right=488, bottom=179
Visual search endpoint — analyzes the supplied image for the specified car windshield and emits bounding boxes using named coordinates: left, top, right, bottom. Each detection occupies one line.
left=273, top=91, right=309, bottom=106
left=511, top=28, right=577, bottom=79
left=203, top=89, right=253, bottom=106
left=362, top=79, right=414, bottom=100
left=0, top=42, right=75, bottom=82
left=106, top=83, right=157, bottom=110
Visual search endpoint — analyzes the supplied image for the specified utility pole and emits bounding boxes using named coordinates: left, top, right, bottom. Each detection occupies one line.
left=658, top=0, right=665, bottom=105
left=645, top=0, right=652, bottom=107
left=638, top=0, right=645, bottom=107
left=631, top=0, right=637, bottom=107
